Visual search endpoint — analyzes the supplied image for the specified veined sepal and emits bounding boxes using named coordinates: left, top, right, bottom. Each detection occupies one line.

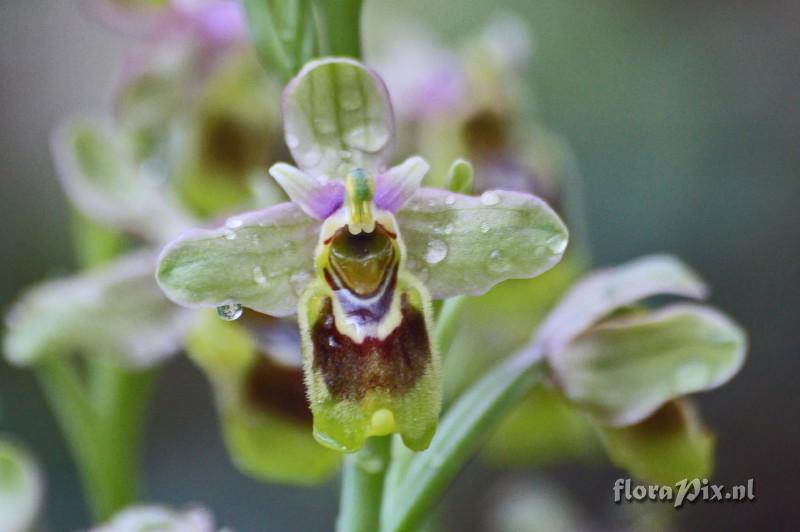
left=299, top=268, right=440, bottom=453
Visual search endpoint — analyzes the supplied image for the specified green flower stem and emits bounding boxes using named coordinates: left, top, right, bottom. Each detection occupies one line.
left=33, top=214, right=157, bottom=521
left=313, top=0, right=363, bottom=58
left=433, top=296, right=467, bottom=357
left=37, top=358, right=155, bottom=521
left=382, top=350, right=547, bottom=532
left=336, top=435, right=392, bottom=532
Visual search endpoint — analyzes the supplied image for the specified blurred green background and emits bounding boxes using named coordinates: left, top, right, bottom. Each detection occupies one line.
left=1, top=0, right=798, bottom=530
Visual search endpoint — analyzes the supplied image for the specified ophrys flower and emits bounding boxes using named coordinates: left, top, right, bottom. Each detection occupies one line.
left=157, top=58, right=569, bottom=452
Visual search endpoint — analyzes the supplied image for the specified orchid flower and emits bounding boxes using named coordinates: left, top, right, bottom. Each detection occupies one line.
left=89, top=504, right=219, bottom=532
left=524, top=254, right=747, bottom=483
left=156, top=57, right=569, bottom=452
left=3, top=2, right=339, bottom=485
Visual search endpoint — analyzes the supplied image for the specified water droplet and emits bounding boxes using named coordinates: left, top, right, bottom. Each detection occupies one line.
left=443, top=223, right=454, bottom=235
left=424, top=240, right=448, bottom=264
left=339, top=91, right=362, bottom=111
left=217, top=303, right=243, bottom=321
left=314, top=118, right=335, bottom=134
left=444, top=194, right=456, bottom=206
left=480, top=222, right=490, bottom=234
left=286, top=134, right=300, bottom=149
left=226, top=217, right=243, bottom=229
left=223, top=229, right=237, bottom=240
left=480, top=190, right=500, bottom=206
left=344, top=125, right=390, bottom=152
left=252, top=266, right=267, bottom=286
left=289, top=271, right=312, bottom=296
left=338, top=149, right=352, bottom=160
left=547, top=234, right=567, bottom=255
left=301, top=149, right=322, bottom=167
left=488, top=249, right=510, bottom=274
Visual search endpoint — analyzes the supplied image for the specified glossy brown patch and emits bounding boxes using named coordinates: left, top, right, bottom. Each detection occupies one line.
left=328, top=225, right=396, bottom=297
left=311, top=295, right=431, bottom=401
left=244, top=356, right=312, bottom=425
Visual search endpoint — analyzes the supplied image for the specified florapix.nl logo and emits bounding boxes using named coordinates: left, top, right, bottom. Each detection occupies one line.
left=613, top=478, right=755, bottom=508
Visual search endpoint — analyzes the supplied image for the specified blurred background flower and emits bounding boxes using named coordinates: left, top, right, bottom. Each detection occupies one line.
left=1, top=0, right=798, bottom=530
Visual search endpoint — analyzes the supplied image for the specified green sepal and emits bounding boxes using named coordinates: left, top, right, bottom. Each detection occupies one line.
left=299, top=273, right=441, bottom=453
left=596, top=400, right=714, bottom=485
left=185, top=311, right=340, bottom=484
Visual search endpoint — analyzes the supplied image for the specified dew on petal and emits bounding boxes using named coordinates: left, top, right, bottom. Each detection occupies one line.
left=226, top=216, right=243, bottom=229
left=301, top=149, right=322, bottom=166
left=480, top=222, right=490, bottom=234
left=424, top=240, right=448, bottom=265
left=480, top=190, right=500, bottom=206
left=314, top=118, right=335, bottom=134
left=488, top=249, right=510, bottom=274
left=286, top=134, right=300, bottom=149
left=344, top=125, right=390, bottom=152
left=547, top=234, right=568, bottom=255
left=217, top=303, right=243, bottom=321
left=289, top=271, right=312, bottom=296
left=339, top=91, right=362, bottom=111
left=252, top=266, right=267, bottom=286
left=444, top=194, right=456, bottom=206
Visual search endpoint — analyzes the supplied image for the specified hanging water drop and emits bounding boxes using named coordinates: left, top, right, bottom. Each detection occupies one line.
left=217, top=303, right=243, bottom=321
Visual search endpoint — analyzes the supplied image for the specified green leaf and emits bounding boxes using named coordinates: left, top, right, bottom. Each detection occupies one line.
left=282, top=58, right=394, bottom=179
left=382, top=354, right=546, bottom=532
left=185, top=312, right=340, bottom=484
left=537, top=254, right=708, bottom=354
left=156, top=203, right=320, bottom=316
left=551, top=305, right=747, bottom=426
left=597, top=400, right=714, bottom=485
left=397, top=188, right=568, bottom=299
left=4, top=251, right=190, bottom=368
left=242, top=0, right=318, bottom=84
